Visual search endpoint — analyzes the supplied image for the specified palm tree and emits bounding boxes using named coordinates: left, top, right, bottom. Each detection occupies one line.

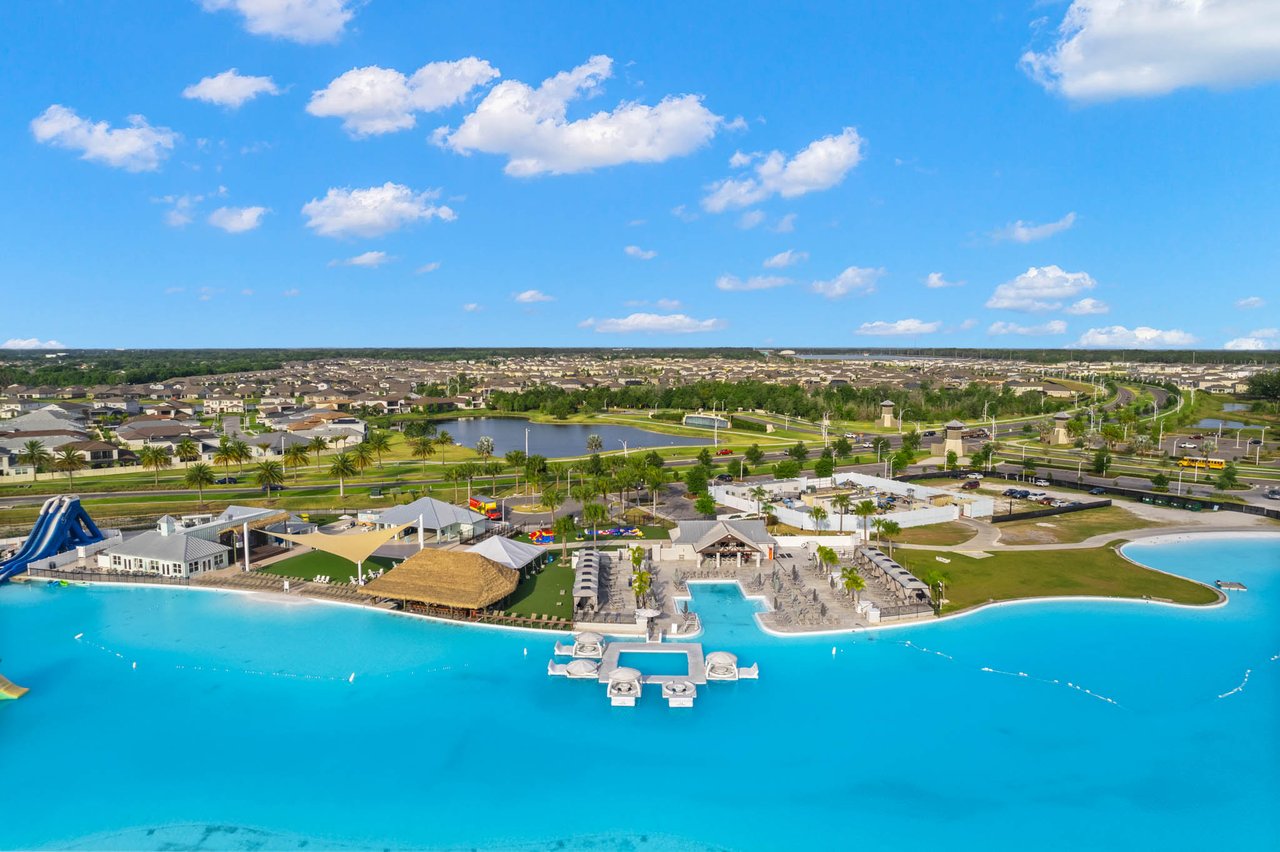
left=475, top=435, right=495, bottom=463
left=831, top=494, right=852, bottom=532
left=18, top=439, right=51, bottom=481
left=435, top=430, right=454, bottom=450
left=175, top=438, right=200, bottom=464
left=585, top=434, right=604, bottom=454
left=632, top=568, right=653, bottom=607
left=541, top=485, right=564, bottom=520
left=213, top=436, right=235, bottom=479
left=53, top=446, right=86, bottom=484
left=923, top=568, right=952, bottom=612
left=307, top=435, right=329, bottom=457
left=229, top=439, right=251, bottom=472
left=139, top=445, right=172, bottom=486
left=350, top=442, right=375, bottom=477
left=484, top=460, right=505, bottom=492
left=871, top=517, right=885, bottom=546
left=553, top=514, right=577, bottom=560
left=408, top=436, right=436, bottom=471
left=458, top=462, right=481, bottom=499
left=749, top=485, right=769, bottom=518
left=443, top=466, right=463, bottom=502
left=645, top=469, right=666, bottom=519
left=283, top=444, right=310, bottom=482
left=184, top=462, right=216, bottom=507
left=811, top=505, right=828, bottom=531
left=504, top=449, right=527, bottom=494
left=328, top=452, right=357, bottom=499
left=366, top=430, right=392, bottom=467
left=840, top=566, right=866, bottom=604
left=254, top=460, right=286, bottom=503
left=816, top=544, right=839, bottom=575
left=879, top=519, right=902, bottom=557
left=581, top=501, right=608, bottom=544
left=854, top=499, right=877, bottom=543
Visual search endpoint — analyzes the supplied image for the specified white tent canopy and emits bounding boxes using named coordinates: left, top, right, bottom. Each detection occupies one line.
left=465, top=536, right=547, bottom=572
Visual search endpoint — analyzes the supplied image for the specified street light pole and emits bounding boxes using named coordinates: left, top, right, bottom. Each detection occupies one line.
left=524, top=427, right=530, bottom=457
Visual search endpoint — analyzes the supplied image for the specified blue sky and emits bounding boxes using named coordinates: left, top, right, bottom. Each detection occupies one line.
left=2, top=0, right=1278, bottom=350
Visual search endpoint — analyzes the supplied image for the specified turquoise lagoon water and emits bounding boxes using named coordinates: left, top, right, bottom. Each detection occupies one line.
left=2, top=535, right=1278, bottom=850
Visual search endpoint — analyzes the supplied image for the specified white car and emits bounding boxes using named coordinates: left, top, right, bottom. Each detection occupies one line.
left=1032, top=478, right=1050, bottom=486
left=965, top=473, right=983, bottom=480
left=1178, top=442, right=1197, bottom=449
left=859, top=441, right=875, bottom=449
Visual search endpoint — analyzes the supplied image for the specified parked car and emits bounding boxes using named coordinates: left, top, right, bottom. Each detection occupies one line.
left=859, top=441, right=875, bottom=449
left=1027, top=491, right=1047, bottom=500
left=1249, top=438, right=1263, bottom=446
left=1039, top=497, right=1056, bottom=506
left=1178, top=441, right=1197, bottom=449
left=714, top=473, right=733, bottom=483
left=922, top=430, right=936, bottom=437
left=1003, top=488, right=1019, bottom=497
left=1050, top=499, right=1069, bottom=508
left=961, top=480, right=980, bottom=490
left=716, top=448, right=733, bottom=456
left=1265, top=489, right=1280, bottom=500
left=214, top=476, right=238, bottom=485
left=1032, top=478, right=1050, bottom=486
left=1089, top=487, right=1106, bottom=495
left=1191, top=434, right=1204, bottom=439
left=261, top=483, right=286, bottom=493
left=965, top=473, right=983, bottom=480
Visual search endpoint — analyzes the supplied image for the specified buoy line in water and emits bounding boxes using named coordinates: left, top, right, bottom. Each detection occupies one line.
left=73, top=633, right=465, bottom=684
left=1217, top=653, right=1278, bottom=700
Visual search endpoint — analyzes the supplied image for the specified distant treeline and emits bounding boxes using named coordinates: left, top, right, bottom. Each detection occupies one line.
left=488, top=380, right=1075, bottom=421
left=792, top=348, right=1278, bottom=366
left=1246, top=371, right=1280, bottom=401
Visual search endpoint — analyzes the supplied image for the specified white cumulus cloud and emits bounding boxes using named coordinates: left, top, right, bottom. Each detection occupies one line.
left=855, top=319, right=941, bottom=336
left=1064, top=297, right=1109, bottom=315
left=302, top=182, right=454, bottom=239
left=991, top=211, right=1076, bottom=243
left=702, top=127, right=864, bottom=213
left=330, top=250, right=391, bottom=268
left=183, top=69, right=280, bottom=108
left=763, top=250, right=808, bottom=269
left=925, top=272, right=962, bottom=288
left=308, top=58, right=500, bottom=137
left=1236, top=295, right=1266, bottom=309
left=986, top=265, right=1096, bottom=312
left=416, top=261, right=441, bottom=274
left=988, top=320, right=1069, bottom=335
left=1074, top=325, right=1198, bottom=347
left=208, top=205, right=268, bottom=233
left=2, top=338, right=66, bottom=350
left=1022, top=0, right=1280, bottom=100
left=436, top=55, right=722, bottom=176
left=30, top=105, right=176, bottom=172
left=584, top=313, right=726, bottom=334
left=737, top=210, right=766, bottom=230
left=624, top=245, right=657, bottom=260
left=514, top=289, right=553, bottom=303
left=716, top=274, right=791, bottom=292
left=200, top=0, right=354, bottom=44
left=811, top=266, right=883, bottom=299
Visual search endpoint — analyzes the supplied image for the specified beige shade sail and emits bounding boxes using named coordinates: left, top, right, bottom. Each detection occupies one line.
left=272, top=522, right=414, bottom=565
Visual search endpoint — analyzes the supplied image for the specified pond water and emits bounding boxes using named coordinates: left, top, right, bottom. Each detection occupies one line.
left=2, top=534, right=1277, bottom=850
left=1222, top=403, right=1251, bottom=412
left=1194, top=418, right=1251, bottom=430
left=429, top=416, right=708, bottom=457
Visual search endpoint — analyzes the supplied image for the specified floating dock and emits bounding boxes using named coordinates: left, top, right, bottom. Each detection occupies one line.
left=1215, top=581, right=1248, bottom=591
left=549, top=635, right=756, bottom=708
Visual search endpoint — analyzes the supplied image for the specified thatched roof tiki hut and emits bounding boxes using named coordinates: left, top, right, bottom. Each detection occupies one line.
left=358, top=549, right=518, bottom=617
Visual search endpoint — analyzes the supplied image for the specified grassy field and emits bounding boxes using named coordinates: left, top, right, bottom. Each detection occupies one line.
left=258, top=550, right=397, bottom=584
left=503, top=562, right=575, bottom=619
left=995, top=505, right=1165, bottom=545
left=892, top=543, right=1219, bottom=613
left=893, top=521, right=977, bottom=546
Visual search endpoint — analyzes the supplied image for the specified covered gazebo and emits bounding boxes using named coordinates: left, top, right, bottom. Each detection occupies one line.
left=358, top=549, right=518, bottom=617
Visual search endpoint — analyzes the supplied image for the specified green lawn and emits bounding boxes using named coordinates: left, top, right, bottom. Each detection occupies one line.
left=258, top=550, right=397, bottom=584
left=995, top=505, right=1165, bottom=545
left=503, top=562, right=575, bottom=620
left=893, top=521, right=977, bottom=546
left=892, top=543, right=1219, bottom=613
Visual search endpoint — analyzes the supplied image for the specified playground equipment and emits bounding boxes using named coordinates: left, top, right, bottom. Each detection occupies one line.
left=0, top=496, right=105, bottom=583
left=0, top=674, right=29, bottom=700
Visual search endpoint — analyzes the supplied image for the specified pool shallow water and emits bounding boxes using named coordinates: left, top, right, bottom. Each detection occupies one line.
left=2, top=535, right=1278, bottom=850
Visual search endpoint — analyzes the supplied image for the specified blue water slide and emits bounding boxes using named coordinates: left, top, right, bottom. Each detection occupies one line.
left=0, top=498, right=57, bottom=573
left=0, top=497, right=106, bottom=582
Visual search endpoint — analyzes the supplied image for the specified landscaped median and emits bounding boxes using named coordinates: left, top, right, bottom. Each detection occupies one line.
left=892, top=541, right=1221, bottom=614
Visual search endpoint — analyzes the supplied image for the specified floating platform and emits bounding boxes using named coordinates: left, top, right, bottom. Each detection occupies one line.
left=1216, top=581, right=1248, bottom=591
left=0, top=674, right=29, bottom=700
left=550, top=640, right=757, bottom=708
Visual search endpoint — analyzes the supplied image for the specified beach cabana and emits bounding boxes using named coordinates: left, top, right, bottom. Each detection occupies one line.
left=357, top=549, right=518, bottom=617
left=271, top=522, right=413, bottom=583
